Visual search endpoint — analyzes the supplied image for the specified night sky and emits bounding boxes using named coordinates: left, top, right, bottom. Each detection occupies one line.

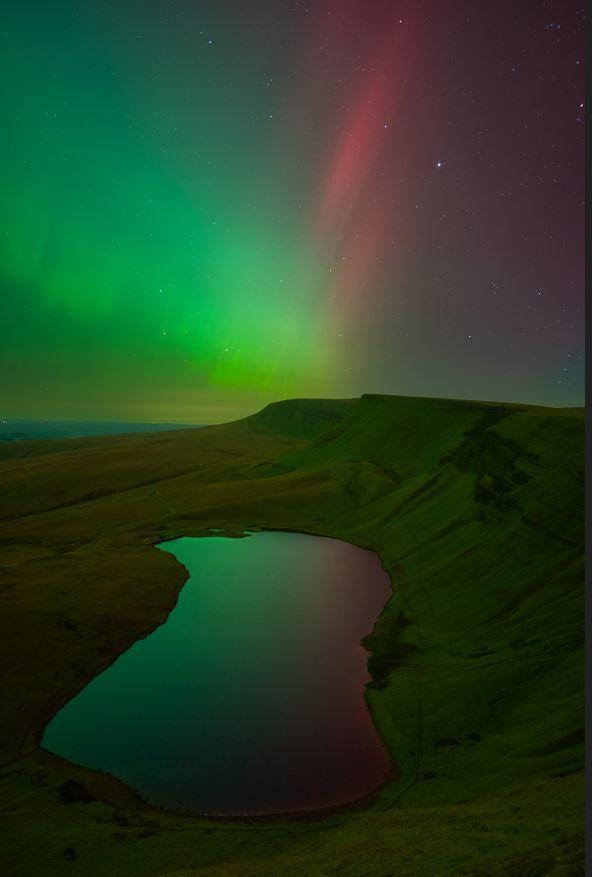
left=1, top=1, right=585, bottom=422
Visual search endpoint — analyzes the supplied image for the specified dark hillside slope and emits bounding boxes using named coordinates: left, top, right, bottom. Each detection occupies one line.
left=244, top=396, right=355, bottom=439
left=236, top=394, right=585, bottom=805
left=0, top=394, right=584, bottom=876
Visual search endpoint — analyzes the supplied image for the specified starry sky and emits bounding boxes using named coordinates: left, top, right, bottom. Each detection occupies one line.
left=1, top=1, right=585, bottom=423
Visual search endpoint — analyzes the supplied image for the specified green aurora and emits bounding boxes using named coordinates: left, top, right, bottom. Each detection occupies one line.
left=2, top=4, right=340, bottom=421
left=1, top=1, right=585, bottom=421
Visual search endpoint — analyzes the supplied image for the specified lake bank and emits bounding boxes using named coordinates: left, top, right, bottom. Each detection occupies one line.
left=43, top=532, right=392, bottom=815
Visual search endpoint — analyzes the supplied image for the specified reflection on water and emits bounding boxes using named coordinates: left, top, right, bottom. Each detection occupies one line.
left=43, top=531, right=392, bottom=814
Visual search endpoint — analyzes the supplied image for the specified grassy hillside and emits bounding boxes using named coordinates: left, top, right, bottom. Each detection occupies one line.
left=0, top=395, right=584, bottom=876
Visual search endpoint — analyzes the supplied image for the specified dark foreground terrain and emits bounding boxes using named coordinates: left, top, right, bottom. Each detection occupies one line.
left=0, top=394, right=584, bottom=876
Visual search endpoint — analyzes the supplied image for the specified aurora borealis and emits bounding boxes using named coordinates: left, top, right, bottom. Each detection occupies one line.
left=1, top=1, right=585, bottom=422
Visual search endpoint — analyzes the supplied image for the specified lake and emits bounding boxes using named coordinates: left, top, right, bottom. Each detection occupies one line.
left=43, top=531, right=392, bottom=814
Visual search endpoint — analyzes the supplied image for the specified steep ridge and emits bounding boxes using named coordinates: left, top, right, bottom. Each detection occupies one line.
left=243, top=394, right=585, bottom=805
left=244, top=396, right=356, bottom=440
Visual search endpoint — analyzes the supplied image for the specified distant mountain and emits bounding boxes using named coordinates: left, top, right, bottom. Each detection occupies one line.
left=0, top=420, right=201, bottom=443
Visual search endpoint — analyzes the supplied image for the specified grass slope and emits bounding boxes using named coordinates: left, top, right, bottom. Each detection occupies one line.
left=0, top=394, right=584, bottom=876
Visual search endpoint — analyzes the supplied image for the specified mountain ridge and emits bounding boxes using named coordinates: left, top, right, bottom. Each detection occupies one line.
left=0, top=393, right=584, bottom=876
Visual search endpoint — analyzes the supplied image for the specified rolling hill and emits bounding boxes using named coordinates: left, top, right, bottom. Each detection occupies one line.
left=0, top=394, right=584, bottom=876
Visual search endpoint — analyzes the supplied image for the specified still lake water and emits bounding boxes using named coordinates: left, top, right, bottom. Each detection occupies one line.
left=43, top=532, right=392, bottom=814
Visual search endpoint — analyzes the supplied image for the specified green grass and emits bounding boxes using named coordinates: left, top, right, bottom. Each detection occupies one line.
left=0, top=394, right=584, bottom=875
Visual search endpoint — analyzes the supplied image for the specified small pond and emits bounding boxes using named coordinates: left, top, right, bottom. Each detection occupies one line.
left=43, top=531, right=392, bottom=814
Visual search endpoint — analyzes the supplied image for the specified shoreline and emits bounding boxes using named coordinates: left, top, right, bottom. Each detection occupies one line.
left=33, top=527, right=399, bottom=825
